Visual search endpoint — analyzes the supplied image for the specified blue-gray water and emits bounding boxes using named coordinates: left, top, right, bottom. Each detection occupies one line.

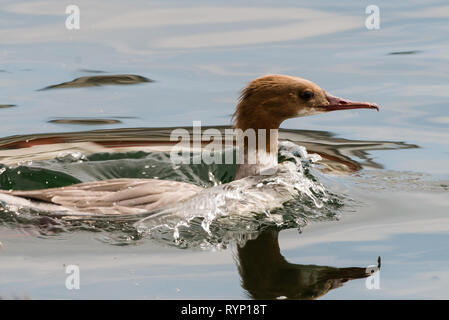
left=0, top=0, right=448, bottom=299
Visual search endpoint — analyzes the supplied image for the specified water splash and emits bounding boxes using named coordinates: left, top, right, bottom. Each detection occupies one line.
left=0, top=141, right=344, bottom=247
left=56, top=152, right=88, bottom=163
left=135, top=141, right=342, bottom=248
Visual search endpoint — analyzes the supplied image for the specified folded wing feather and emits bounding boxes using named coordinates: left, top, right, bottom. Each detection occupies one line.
left=1, top=178, right=203, bottom=215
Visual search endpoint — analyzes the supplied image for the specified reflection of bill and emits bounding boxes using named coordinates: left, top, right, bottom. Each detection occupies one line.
left=365, top=257, right=381, bottom=290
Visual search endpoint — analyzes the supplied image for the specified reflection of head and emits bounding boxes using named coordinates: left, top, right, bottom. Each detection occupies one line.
left=236, top=229, right=374, bottom=300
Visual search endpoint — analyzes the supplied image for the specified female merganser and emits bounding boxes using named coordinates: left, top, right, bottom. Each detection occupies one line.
left=0, top=75, right=378, bottom=216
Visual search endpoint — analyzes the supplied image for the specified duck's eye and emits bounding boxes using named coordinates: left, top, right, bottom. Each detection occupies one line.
left=300, top=90, right=314, bottom=101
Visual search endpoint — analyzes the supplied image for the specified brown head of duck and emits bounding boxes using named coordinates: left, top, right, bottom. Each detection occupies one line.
left=232, top=75, right=378, bottom=178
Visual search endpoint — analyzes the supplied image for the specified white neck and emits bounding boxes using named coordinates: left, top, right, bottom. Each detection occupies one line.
left=234, top=129, right=279, bottom=180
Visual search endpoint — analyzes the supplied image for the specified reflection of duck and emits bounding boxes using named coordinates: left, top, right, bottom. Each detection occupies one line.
left=237, top=229, right=380, bottom=299
left=0, top=75, right=377, bottom=215
left=0, top=127, right=416, bottom=172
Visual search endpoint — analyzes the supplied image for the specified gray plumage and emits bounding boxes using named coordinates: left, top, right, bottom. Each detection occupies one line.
left=0, top=179, right=202, bottom=215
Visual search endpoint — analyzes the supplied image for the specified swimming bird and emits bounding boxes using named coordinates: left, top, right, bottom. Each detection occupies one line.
left=0, top=75, right=378, bottom=215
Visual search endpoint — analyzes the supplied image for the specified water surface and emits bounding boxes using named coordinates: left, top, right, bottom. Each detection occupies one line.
left=0, top=0, right=448, bottom=299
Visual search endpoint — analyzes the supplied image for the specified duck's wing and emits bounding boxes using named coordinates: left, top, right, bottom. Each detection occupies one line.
left=1, top=178, right=203, bottom=215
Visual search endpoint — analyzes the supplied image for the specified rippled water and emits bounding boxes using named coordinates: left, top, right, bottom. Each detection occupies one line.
left=0, top=130, right=345, bottom=247
left=1, top=0, right=449, bottom=299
